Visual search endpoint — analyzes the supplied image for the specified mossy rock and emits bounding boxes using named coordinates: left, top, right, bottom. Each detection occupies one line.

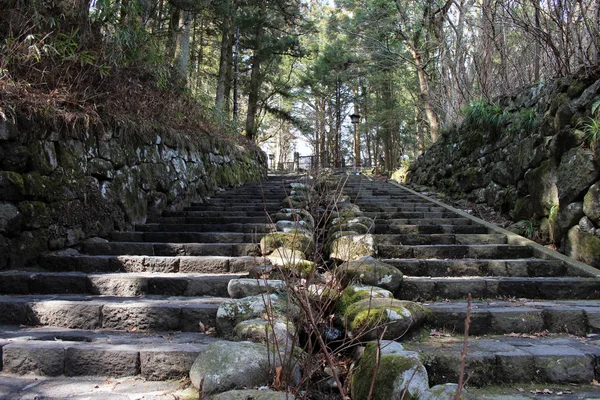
left=234, top=317, right=296, bottom=346
left=216, top=293, right=297, bottom=338
left=351, top=341, right=429, bottom=400
left=566, top=226, right=600, bottom=268
left=337, top=285, right=393, bottom=315
left=271, top=209, right=315, bottom=230
left=0, top=171, right=26, bottom=201
left=344, top=298, right=427, bottom=341
left=17, top=201, right=51, bottom=229
left=337, top=256, right=403, bottom=292
left=329, top=234, right=376, bottom=262
left=260, top=232, right=314, bottom=256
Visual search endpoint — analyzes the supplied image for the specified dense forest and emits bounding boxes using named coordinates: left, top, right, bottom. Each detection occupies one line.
left=1, top=0, right=598, bottom=169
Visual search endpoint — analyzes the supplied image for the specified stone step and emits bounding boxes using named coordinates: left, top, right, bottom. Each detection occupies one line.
left=374, top=224, right=487, bottom=234
left=184, top=204, right=280, bottom=212
left=359, top=205, right=447, bottom=212
left=191, top=201, right=282, bottom=207
left=402, top=334, right=600, bottom=386
left=374, top=233, right=507, bottom=246
left=40, top=254, right=264, bottom=273
left=110, top=231, right=267, bottom=244
left=135, top=223, right=274, bottom=233
left=163, top=210, right=270, bottom=217
left=384, top=258, right=569, bottom=277
left=0, top=326, right=218, bottom=379
left=146, top=216, right=269, bottom=224
left=363, top=211, right=459, bottom=219
left=377, top=244, right=532, bottom=259
left=374, top=218, right=475, bottom=226
left=80, top=242, right=261, bottom=257
left=0, top=294, right=225, bottom=332
left=354, top=199, right=431, bottom=205
left=422, top=299, right=600, bottom=336
left=0, top=271, right=244, bottom=297
left=400, top=276, right=600, bottom=301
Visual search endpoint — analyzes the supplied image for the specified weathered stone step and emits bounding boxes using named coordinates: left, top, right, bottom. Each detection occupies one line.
left=146, top=216, right=269, bottom=224
left=354, top=199, right=430, bottom=205
left=163, top=210, right=269, bottom=217
left=40, top=254, right=263, bottom=273
left=400, top=276, right=600, bottom=301
left=359, top=205, right=446, bottom=212
left=374, top=233, right=507, bottom=246
left=0, top=326, right=218, bottom=379
left=190, top=201, right=282, bottom=208
left=374, top=218, right=474, bottom=226
left=110, top=231, right=267, bottom=243
left=403, top=334, right=600, bottom=386
left=184, top=204, right=280, bottom=212
left=374, top=224, right=487, bottom=234
left=81, top=242, right=260, bottom=257
left=0, top=271, right=243, bottom=297
left=422, top=299, right=600, bottom=336
left=0, top=294, right=225, bottom=331
left=135, top=223, right=273, bottom=233
left=384, top=258, right=568, bottom=277
left=378, top=244, right=532, bottom=259
left=363, top=211, right=460, bottom=219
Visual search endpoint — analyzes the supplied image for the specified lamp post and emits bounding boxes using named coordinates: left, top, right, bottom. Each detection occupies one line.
left=350, top=113, right=361, bottom=171
left=269, top=154, right=275, bottom=170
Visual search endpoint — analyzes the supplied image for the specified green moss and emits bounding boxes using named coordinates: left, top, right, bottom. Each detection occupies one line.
left=260, top=232, right=313, bottom=256
left=351, top=342, right=420, bottom=400
left=4, top=171, right=25, bottom=191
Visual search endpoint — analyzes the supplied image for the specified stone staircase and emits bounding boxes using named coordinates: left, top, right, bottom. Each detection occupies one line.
left=0, top=176, right=297, bottom=383
left=343, top=175, right=600, bottom=390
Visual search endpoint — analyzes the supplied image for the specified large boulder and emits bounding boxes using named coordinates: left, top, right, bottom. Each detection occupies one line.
left=584, top=181, right=600, bottom=225
left=329, top=234, right=377, bottom=262
left=524, top=159, right=558, bottom=217
left=351, top=341, right=429, bottom=400
left=556, top=147, right=600, bottom=206
left=190, top=340, right=299, bottom=395
left=337, top=256, right=403, bottom=293
left=344, top=298, right=427, bottom=341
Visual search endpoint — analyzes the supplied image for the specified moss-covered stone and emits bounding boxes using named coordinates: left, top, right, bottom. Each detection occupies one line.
left=566, top=226, right=600, bottom=267
left=329, top=234, right=376, bottom=262
left=351, top=341, right=429, bottom=400
left=0, top=171, right=26, bottom=201
left=234, top=317, right=296, bottom=346
left=260, top=232, right=314, bottom=256
left=208, top=390, right=297, bottom=400
left=524, top=159, right=558, bottom=218
left=583, top=181, right=600, bottom=225
left=337, top=285, right=393, bottom=315
left=17, top=201, right=51, bottom=229
left=338, top=257, right=403, bottom=293
left=216, top=294, right=297, bottom=338
left=344, top=298, right=427, bottom=341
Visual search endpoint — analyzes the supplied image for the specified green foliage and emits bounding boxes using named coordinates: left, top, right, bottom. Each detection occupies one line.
left=574, top=117, right=600, bottom=148
left=517, top=108, right=537, bottom=133
left=462, top=100, right=507, bottom=138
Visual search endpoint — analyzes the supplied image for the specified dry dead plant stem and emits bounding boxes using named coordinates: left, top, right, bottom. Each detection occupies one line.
left=455, top=292, right=472, bottom=400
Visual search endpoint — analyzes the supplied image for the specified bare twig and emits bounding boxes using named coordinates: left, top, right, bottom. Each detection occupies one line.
left=455, top=292, right=472, bottom=400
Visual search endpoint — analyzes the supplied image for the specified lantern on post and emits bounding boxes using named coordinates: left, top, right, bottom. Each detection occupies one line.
left=350, top=113, right=361, bottom=170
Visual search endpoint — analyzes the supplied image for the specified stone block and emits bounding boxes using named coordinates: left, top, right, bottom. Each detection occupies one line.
left=495, top=350, right=535, bottom=383
left=3, top=342, right=65, bottom=376
left=65, top=344, right=140, bottom=377
left=28, top=301, right=102, bottom=329
left=140, top=346, right=201, bottom=380
left=490, top=308, right=544, bottom=334
left=101, top=303, right=182, bottom=331
left=543, top=308, right=586, bottom=336
left=89, top=275, right=148, bottom=296
left=527, top=345, right=594, bottom=383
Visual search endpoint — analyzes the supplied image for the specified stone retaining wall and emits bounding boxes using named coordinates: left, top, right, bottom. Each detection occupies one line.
left=407, top=69, right=600, bottom=267
left=0, top=113, right=267, bottom=269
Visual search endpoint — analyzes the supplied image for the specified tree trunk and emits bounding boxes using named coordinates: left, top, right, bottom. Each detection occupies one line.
left=174, top=10, right=192, bottom=82
left=245, top=22, right=264, bottom=141
left=409, top=47, right=439, bottom=143
left=215, top=14, right=233, bottom=111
